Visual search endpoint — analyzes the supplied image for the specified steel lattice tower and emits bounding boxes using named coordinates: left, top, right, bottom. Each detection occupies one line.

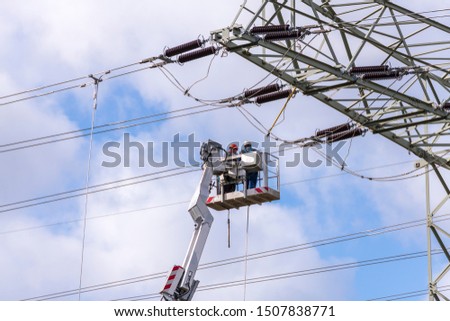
left=211, top=0, right=450, bottom=300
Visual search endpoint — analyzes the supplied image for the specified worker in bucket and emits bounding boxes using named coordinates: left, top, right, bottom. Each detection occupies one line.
left=241, top=140, right=258, bottom=189
left=222, top=143, right=239, bottom=193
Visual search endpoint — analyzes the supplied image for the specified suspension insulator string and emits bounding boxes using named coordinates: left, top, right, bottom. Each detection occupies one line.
left=326, top=127, right=365, bottom=144
left=315, top=122, right=354, bottom=137
left=244, top=83, right=281, bottom=98
left=164, top=38, right=204, bottom=57
left=255, top=89, right=293, bottom=105
left=349, top=65, right=389, bottom=75
left=250, top=24, right=290, bottom=34
left=178, top=46, right=218, bottom=64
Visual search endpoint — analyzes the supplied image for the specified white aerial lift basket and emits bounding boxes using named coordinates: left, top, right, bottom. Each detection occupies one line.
left=206, top=151, right=280, bottom=211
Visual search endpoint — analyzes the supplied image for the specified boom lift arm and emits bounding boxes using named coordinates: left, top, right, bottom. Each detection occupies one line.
left=160, top=140, right=223, bottom=301
left=160, top=140, right=280, bottom=300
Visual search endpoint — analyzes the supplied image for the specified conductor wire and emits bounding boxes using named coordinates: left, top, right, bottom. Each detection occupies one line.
left=78, top=75, right=101, bottom=300
left=266, top=87, right=296, bottom=137
left=243, top=206, right=250, bottom=301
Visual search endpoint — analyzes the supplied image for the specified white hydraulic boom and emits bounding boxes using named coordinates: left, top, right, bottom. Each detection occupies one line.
left=160, top=139, right=280, bottom=300
left=160, top=140, right=223, bottom=301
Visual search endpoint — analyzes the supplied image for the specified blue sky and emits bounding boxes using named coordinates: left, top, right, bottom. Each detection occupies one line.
left=0, top=0, right=449, bottom=301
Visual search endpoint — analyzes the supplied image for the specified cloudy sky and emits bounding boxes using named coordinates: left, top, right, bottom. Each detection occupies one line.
left=0, top=0, right=449, bottom=301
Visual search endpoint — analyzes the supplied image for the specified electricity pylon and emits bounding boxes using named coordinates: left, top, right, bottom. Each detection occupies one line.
left=212, top=0, right=450, bottom=300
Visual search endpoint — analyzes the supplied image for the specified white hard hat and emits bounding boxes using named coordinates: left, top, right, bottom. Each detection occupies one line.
left=243, top=140, right=252, bottom=147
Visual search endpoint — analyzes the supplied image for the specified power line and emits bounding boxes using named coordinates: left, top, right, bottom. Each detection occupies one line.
left=0, top=167, right=187, bottom=209
left=0, top=29, right=299, bottom=111
left=0, top=158, right=420, bottom=219
left=281, top=159, right=417, bottom=185
left=197, top=250, right=443, bottom=293
left=0, top=6, right=447, bottom=110
left=368, top=285, right=450, bottom=301
left=78, top=76, right=101, bottom=300
left=0, top=61, right=144, bottom=101
left=0, top=200, right=189, bottom=236
left=0, top=57, right=168, bottom=108
left=233, top=89, right=435, bottom=183
left=197, top=214, right=450, bottom=271
left=2, top=57, right=293, bottom=154
left=239, top=118, right=432, bottom=183
left=0, top=104, right=226, bottom=153
left=23, top=271, right=168, bottom=301
left=2, top=7, right=447, bottom=110
left=0, top=159, right=423, bottom=230
left=0, top=167, right=199, bottom=214
left=21, top=214, right=450, bottom=301
left=118, top=249, right=446, bottom=301
left=311, top=145, right=434, bottom=182
left=113, top=284, right=450, bottom=302
left=0, top=103, right=208, bottom=148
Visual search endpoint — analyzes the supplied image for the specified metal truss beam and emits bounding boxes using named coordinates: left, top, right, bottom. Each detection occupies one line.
left=214, top=29, right=449, bottom=168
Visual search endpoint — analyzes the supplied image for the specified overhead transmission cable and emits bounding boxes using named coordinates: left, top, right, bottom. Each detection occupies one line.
left=197, top=215, right=450, bottom=270
left=0, top=60, right=143, bottom=101
left=0, top=167, right=199, bottom=214
left=1, top=36, right=309, bottom=154
left=234, top=84, right=437, bottom=183
left=0, top=57, right=170, bottom=108
left=78, top=74, right=102, bottom=300
left=195, top=250, right=445, bottom=294
left=311, top=145, right=435, bottom=182
left=0, top=200, right=190, bottom=236
left=1, top=35, right=303, bottom=153
left=117, top=283, right=450, bottom=302
left=0, top=36, right=219, bottom=108
left=1, top=7, right=448, bottom=108
left=151, top=28, right=321, bottom=108
left=0, top=103, right=226, bottom=154
left=0, top=103, right=209, bottom=148
left=21, top=214, right=450, bottom=301
left=0, top=159, right=425, bottom=236
left=368, top=285, right=450, bottom=301
left=236, top=107, right=433, bottom=182
left=0, top=158, right=425, bottom=218
left=226, top=33, right=323, bottom=135
left=243, top=206, right=250, bottom=301
left=23, top=270, right=169, bottom=301
left=120, top=249, right=446, bottom=301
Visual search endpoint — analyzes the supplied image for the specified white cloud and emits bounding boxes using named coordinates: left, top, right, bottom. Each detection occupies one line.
left=1, top=220, right=81, bottom=300
left=0, top=0, right=447, bottom=302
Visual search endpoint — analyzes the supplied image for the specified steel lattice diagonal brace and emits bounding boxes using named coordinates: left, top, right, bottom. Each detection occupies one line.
left=427, top=164, right=450, bottom=301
